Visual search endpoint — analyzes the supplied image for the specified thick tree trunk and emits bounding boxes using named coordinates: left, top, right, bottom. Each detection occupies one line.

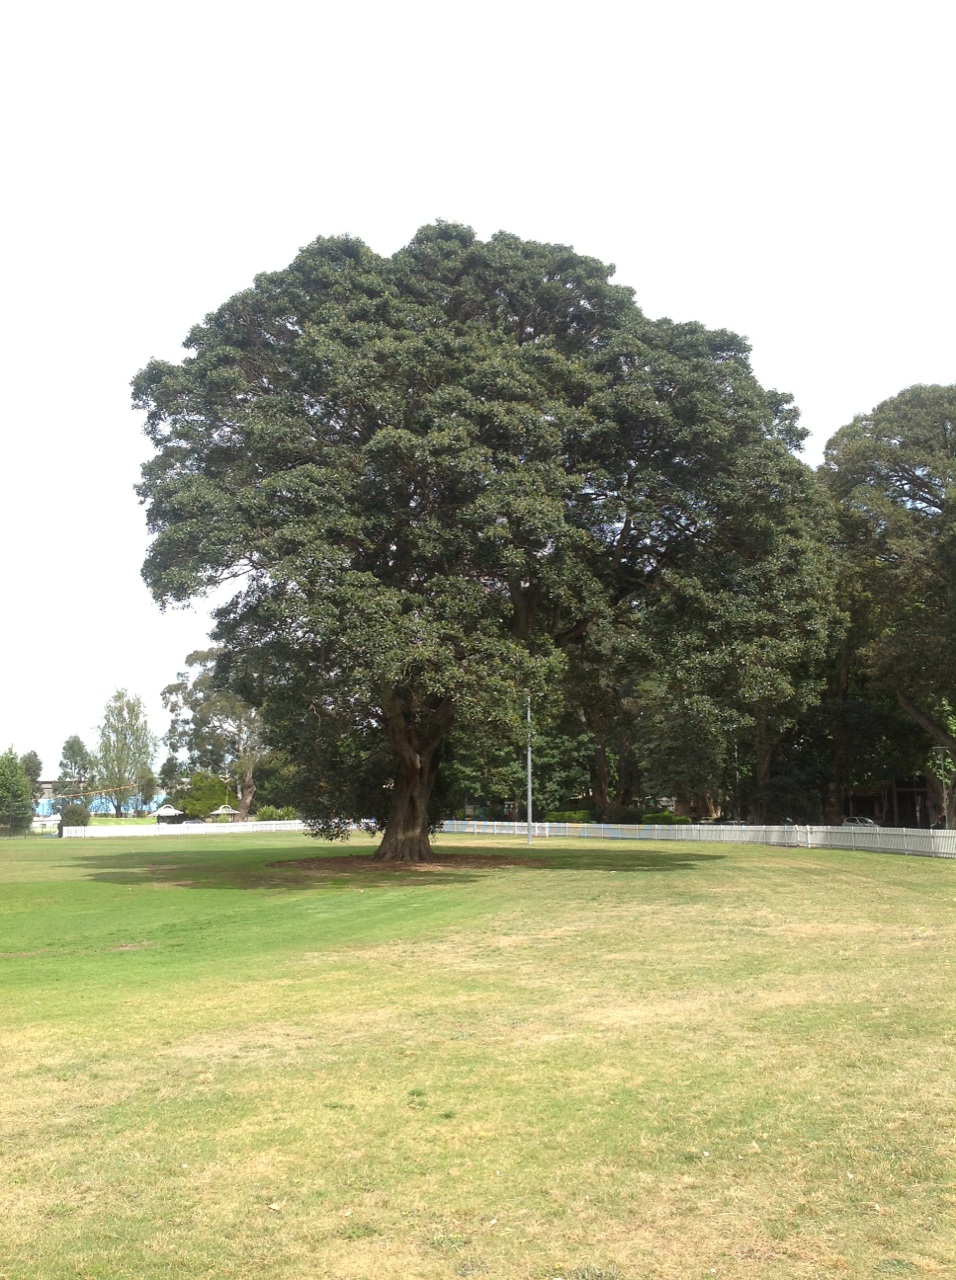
left=823, top=740, right=847, bottom=826
left=896, top=691, right=956, bottom=825
left=614, top=752, right=640, bottom=812
left=374, top=692, right=454, bottom=861
left=751, top=723, right=776, bottom=822
left=375, top=756, right=437, bottom=861
left=896, top=690, right=956, bottom=752
left=589, top=743, right=611, bottom=820
left=236, top=764, right=256, bottom=821
left=823, top=641, right=851, bottom=825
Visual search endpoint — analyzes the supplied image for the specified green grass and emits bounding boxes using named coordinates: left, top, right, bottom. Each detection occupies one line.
left=1, top=832, right=954, bottom=1278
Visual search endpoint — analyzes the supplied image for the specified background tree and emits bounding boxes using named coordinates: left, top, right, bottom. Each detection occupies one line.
left=760, top=687, right=928, bottom=825
left=95, top=691, right=157, bottom=819
left=136, top=768, right=159, bottom=813
left=0, top=749, right=34, bottom=835
left=54, top=736, right=95, bottom=807
left=135, top=223, right=835, bottom=859
left=168, top=771, right=237, bottom=820
left=821, top=384, right=956, bottom=818
left=158, top=754, right=185, bottom=797
left=18, top=751, right=43, bottom=803
left=441, top=694, right=592, bottom=821
left=161, top=649, right=263, bottom=819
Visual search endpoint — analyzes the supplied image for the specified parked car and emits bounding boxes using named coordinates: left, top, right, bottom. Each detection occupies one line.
left=843, top=816, right=878, bottom=826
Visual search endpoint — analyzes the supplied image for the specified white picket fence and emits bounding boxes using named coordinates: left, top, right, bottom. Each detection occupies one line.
left=56, top=817, right=956, bottom=860
left=60, top=819, right=307, bottom=838
left=439, top=819, right=956, bottom=859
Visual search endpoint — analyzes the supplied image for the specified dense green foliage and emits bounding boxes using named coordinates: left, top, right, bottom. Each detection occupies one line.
left=819, top=384, right=956, bottom=822
left=167, top=770, right=236, bottom=819
left=18, top=750, right=42, bottom=802
left=135, top=224, right=835, bottom=856
left=56, top=802, right=91, bottom=834
left=253, top=803, right=298, bottom=821
left=162, top=649, right=264, bottom=818
left=95, top=691, right=157, bottom=818
left=0, top=748, right=34, bottom=835
left=53, top=734, right=95, bottom=808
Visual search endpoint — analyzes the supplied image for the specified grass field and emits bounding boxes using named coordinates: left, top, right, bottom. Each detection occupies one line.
left=1, top=832, right=954, bottom=1279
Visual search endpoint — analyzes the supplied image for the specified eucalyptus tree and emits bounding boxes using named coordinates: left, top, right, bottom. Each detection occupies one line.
left=161, top=649, right=264, bottom=819
left=56, top=735, right=94, bottom=796
left=52, top=735, right=96, bottom=812
left=18, top=751, right=43, bottom=802
left=135, top=223, right=832, bottom=859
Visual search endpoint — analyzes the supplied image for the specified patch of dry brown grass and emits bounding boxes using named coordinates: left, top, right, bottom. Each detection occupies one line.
left=1, top=838, right=955, bottom=1278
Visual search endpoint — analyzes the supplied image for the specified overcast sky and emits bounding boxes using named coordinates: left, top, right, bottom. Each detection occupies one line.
left=2, top=0, right=953, bottom=777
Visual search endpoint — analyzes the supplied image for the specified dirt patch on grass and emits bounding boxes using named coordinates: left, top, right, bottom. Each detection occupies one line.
left=271, top=853, right=538, bottom=874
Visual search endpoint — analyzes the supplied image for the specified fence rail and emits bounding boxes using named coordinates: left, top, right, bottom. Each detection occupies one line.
left=439, top=819, right=956, bottom=859
left=55, top=818, right=956, bottom=859
left=60, top=820, right=307, bottom=838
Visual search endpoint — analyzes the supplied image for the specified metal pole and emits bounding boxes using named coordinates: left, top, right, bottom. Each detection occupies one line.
left=526, top=691, right=533, bottom=845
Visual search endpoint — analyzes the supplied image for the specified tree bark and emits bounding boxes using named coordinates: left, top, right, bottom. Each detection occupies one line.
left=589, top=743, right=611, bottom=820
left=896, top=690, right=956, bottom=751
left=823, top=639, right=851, bottom=824
left=236, top=767, right=256, bottom=821
left=373, top=692, right=454, bottom=861
left=375, top=749, right=438, bottom=861
left=751, top=722, right=777, bottom=822
left=896, top=691, right=956, bottom=825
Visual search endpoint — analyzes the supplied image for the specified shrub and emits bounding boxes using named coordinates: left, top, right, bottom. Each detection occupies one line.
left=606, top=807, right=645, bottom=824
left=57, top=804, right=91, bottom=836
left=543, top=810, right=591, bottom=823
left=254, top=805, right=298, bottom=822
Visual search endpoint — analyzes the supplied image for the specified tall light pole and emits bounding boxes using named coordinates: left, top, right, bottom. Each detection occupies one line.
left=526, top=690, right=533, bottom=845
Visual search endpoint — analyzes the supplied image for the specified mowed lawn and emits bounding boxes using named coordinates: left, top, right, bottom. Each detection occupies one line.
left=1, top=833, right=954, bottom=1279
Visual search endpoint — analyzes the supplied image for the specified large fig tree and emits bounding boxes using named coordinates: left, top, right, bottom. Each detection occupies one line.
left=134, top=224, right=830, bottom=859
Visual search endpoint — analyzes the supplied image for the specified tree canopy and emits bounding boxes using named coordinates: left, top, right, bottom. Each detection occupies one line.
left=18, top=751, right=42, bottom=803
left=820, top=384, right=956, bottom=820
left=135, top=223, right=835, bottom=857
left=0, top=749, right=34, bottom=835
left=161, top=649, right=264, bottom=819
left=95, top=691, right=157, bottom=819
left=821, top=387, right=956, bottom=731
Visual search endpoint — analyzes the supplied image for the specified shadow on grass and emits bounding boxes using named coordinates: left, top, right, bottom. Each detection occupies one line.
left=66, top=847, right=481, bottom=891
left=67, top=843, right=725, bottom=892
left=519, top=849, right=726, bottom=874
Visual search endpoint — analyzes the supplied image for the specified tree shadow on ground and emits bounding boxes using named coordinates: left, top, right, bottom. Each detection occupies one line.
left=66, top=846, right=483, bottom=891
left=68, top=844, right=725, bottom=892
left=507, top=849, right=727, bottom=873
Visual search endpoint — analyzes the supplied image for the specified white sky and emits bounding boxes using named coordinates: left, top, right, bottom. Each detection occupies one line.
left=2, top=0, right=953, bottom=776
